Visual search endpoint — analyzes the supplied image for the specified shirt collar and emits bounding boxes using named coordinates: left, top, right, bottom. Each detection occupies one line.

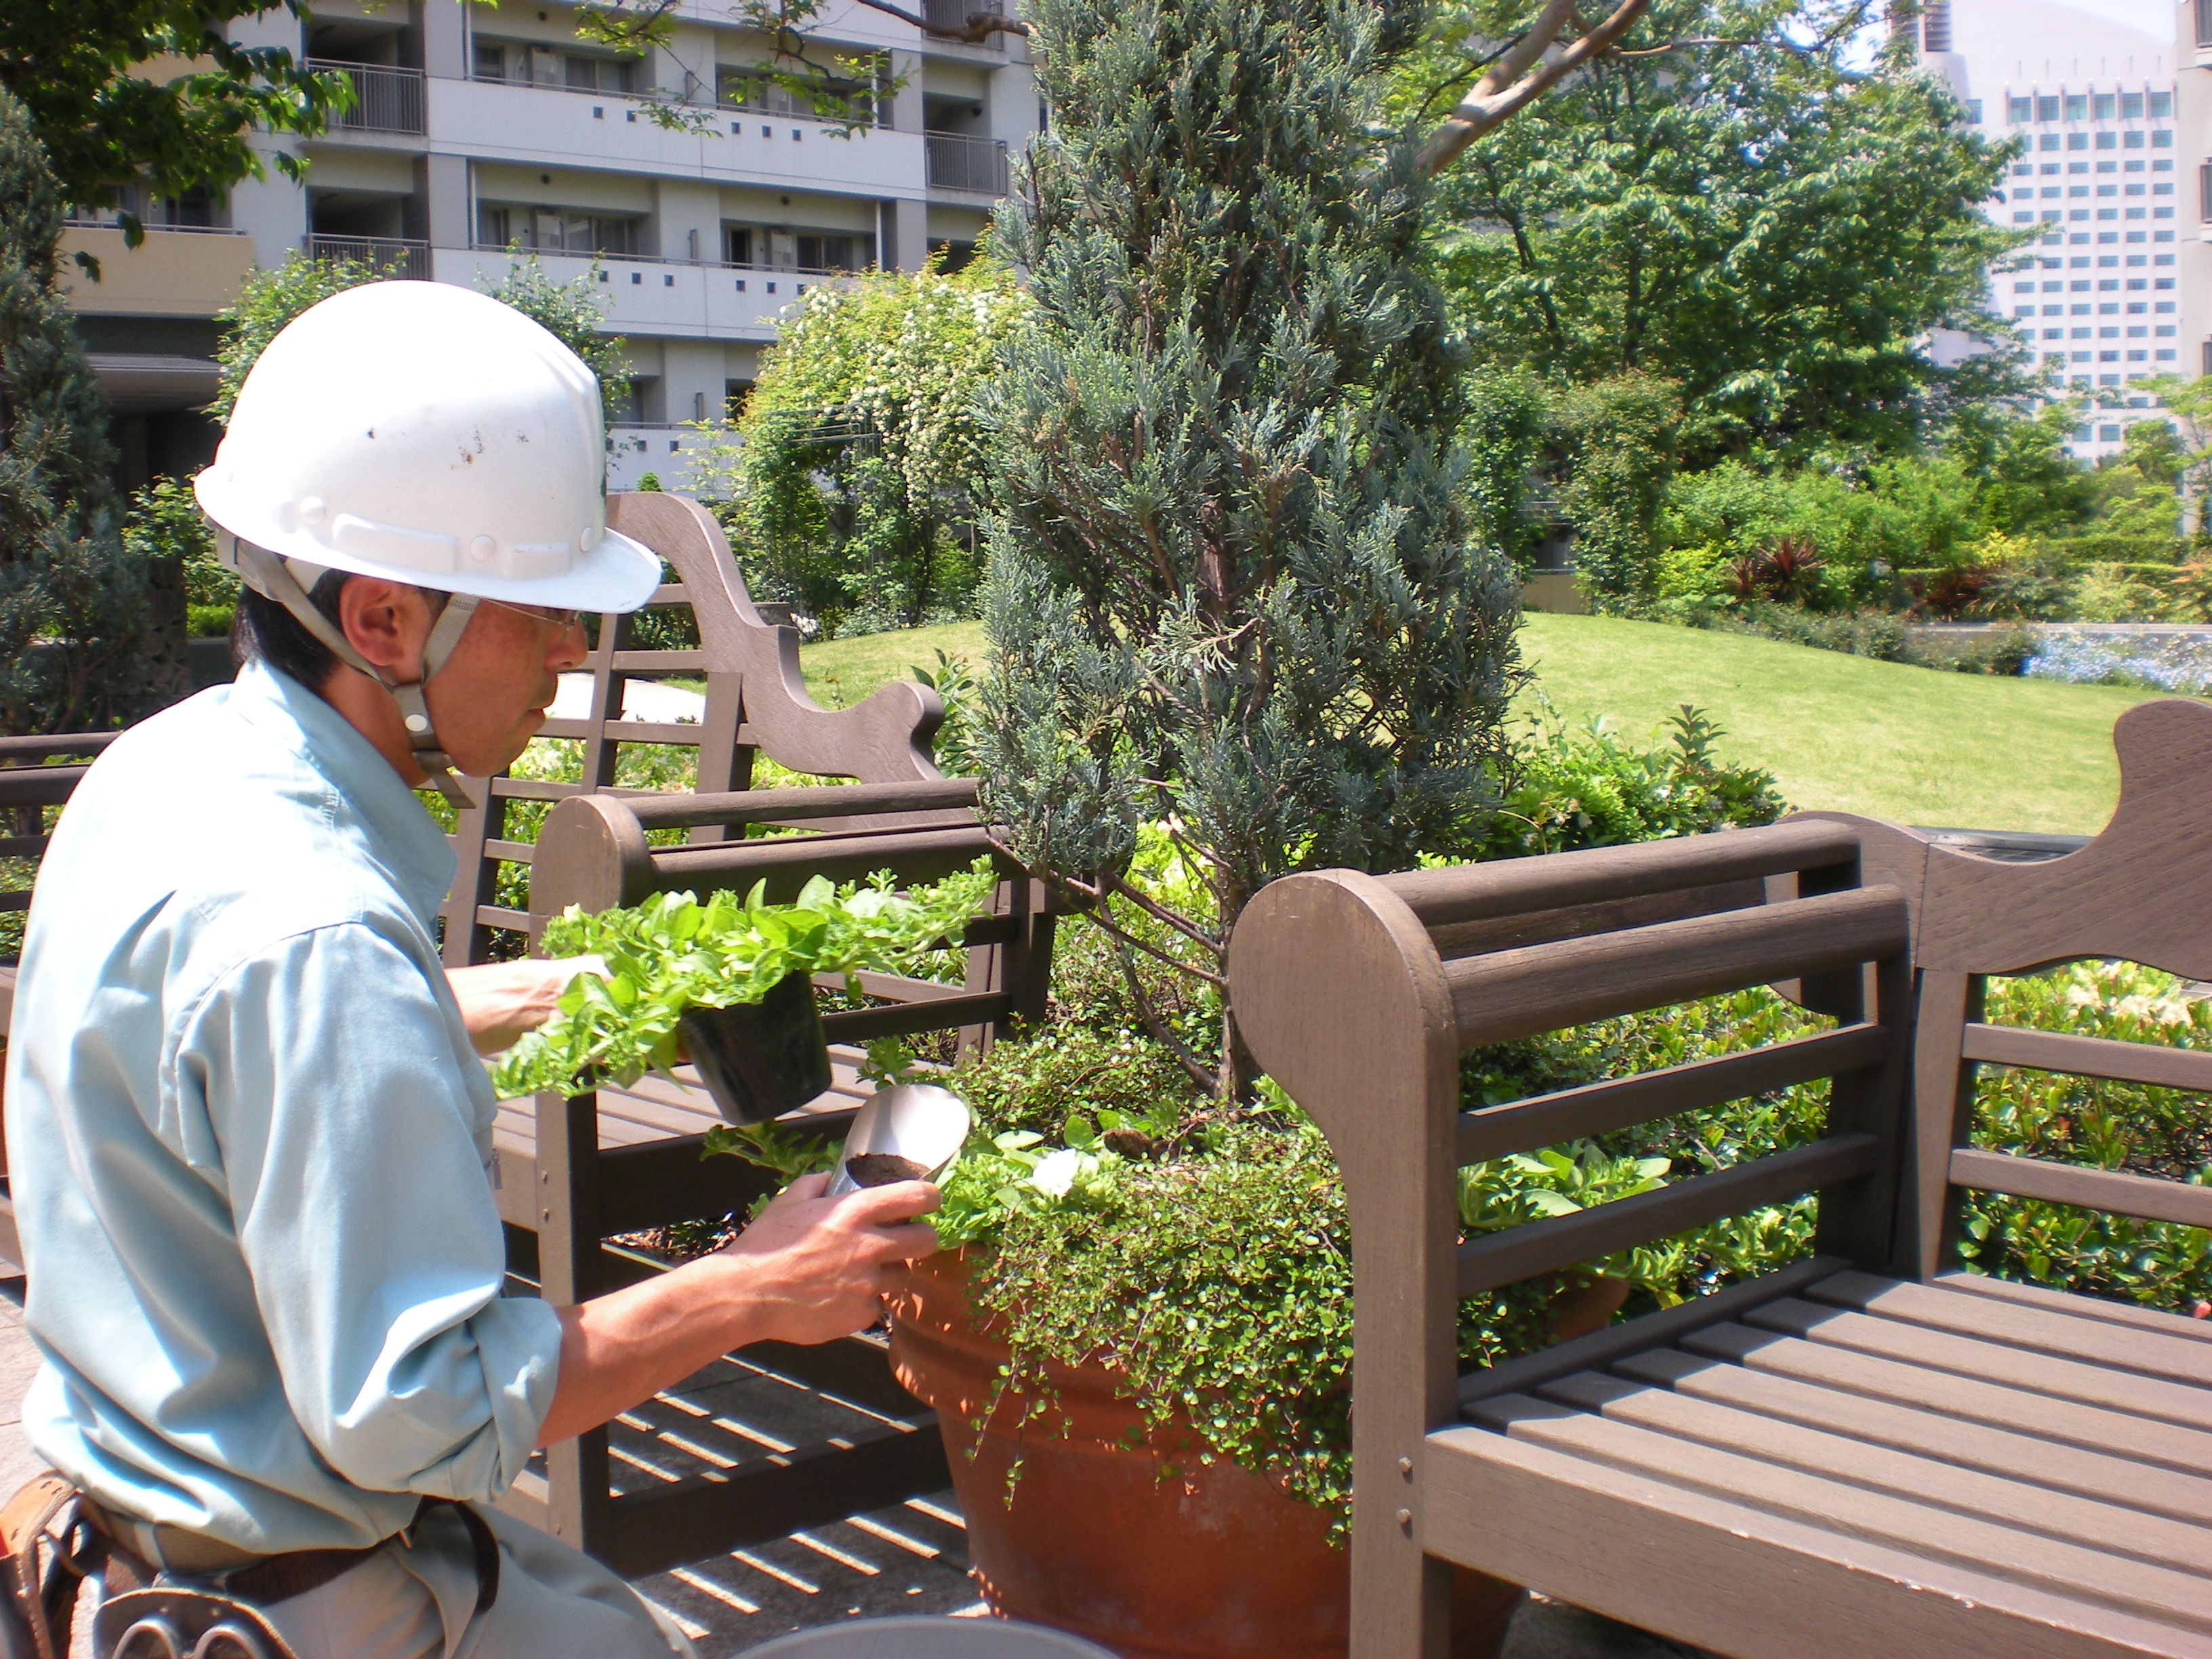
left=226, top=660, right=458, bottom=925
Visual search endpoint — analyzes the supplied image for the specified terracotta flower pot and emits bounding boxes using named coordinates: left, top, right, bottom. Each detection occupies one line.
left=888, top=1252, right=1560, bottom=1659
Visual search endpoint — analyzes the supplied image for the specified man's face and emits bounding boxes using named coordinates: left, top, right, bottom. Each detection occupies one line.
left=337, top=580, right=590, bottom=779
left=424, top=599, right=590, bottom=776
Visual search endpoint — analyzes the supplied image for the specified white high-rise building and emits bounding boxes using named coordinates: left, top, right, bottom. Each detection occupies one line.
left=60, top=1, right=1036, bottom=492
left=1906, top=0, right=2179, bottom=459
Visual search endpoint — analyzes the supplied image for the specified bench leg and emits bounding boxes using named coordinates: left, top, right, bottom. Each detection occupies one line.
left=1351, top=1515, right=1451, bottom=1659
left=534, top=1090, right=613, bottom=1556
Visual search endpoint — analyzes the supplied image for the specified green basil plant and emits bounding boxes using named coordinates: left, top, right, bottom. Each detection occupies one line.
left=490, top=857, right=998, bottom=1100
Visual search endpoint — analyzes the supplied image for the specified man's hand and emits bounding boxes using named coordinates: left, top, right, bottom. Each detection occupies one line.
left=445, top=956, right=606, bottom=1056
left=712, top=1174, right=943, bottom=1346
left=533, top=1174, right=942, bottom=1448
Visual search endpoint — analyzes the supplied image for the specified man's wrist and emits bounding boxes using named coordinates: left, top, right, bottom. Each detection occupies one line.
left=670, top=1248, right=772, bottom=1353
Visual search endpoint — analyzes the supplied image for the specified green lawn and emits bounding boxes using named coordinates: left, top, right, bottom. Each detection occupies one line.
left=798, top=613, right=2175, bottom=835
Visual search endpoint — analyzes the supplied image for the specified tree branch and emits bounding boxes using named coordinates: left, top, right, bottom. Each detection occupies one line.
left=1103, top=930, right=1223, bottom=1094
left=1416, top=0, right=1650, bottom=176
left=843, top=0, right=1033, bottom=41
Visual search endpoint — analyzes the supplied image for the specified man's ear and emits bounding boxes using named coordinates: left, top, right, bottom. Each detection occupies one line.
left=335, top=578, right=432, bottom=676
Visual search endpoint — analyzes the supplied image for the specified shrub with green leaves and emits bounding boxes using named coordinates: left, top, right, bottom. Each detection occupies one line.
left=1477, top=703, right=1784, bottom=859
left=123, top=476, right=232, bottom=635
left=690, top=258, right=1027, bottom=634
left=490, top=859, right=996, bottom=1098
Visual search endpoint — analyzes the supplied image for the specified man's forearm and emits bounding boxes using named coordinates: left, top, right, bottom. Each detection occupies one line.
left=530, top=1174, right=943, bottom=1449
left=535, top=1255, right=765, bottom=1448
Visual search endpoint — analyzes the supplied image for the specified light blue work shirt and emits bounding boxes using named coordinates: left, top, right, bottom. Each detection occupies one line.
left=5, top=660, right=562, bottom=1553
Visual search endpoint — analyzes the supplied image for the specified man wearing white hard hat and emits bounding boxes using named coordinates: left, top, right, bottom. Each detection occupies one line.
left=1, top=282, right=939, bottom=1658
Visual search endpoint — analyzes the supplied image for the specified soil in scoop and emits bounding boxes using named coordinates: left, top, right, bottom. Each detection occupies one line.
left=846, top=1153, right=933, bottom=1187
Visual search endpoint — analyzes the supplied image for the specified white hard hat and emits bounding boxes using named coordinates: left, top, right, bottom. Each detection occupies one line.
left=195, top=279, right=658, bottom=615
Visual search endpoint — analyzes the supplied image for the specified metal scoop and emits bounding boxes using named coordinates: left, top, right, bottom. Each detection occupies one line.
left=825, top=1082, right=972, bottom=1198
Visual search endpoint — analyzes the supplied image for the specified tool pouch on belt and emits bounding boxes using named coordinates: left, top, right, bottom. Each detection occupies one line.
left=91, top=1587, right=302, bottom=1659
left=0, top=1471, right=104, bottom=1659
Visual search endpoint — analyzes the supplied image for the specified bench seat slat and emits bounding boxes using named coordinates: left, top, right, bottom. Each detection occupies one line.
left=1745, top=1298, right=2212, bottom=1429
left=1536, top=1370, right=2211, bottom=1571
left=1927, top=1270, right=2212, bottom=1345
left=1423, top=1426, right=2212, bottom=1659
left=1683, top=1322, right=2212, bottom=1474
left=1460, top=1396, right=2212, bottom=1638
left=1808, top=1270, right=2212, bottom=1385
left=1612, top=1347, right=2212, bottom=1526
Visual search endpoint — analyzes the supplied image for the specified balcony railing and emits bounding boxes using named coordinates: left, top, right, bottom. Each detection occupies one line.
left=311, top=60, right=427, bottom=136
left=922, top=0, right=1007, bottom=45
left=925, top=132, right=1009, bottom=195
left=308, top=235, right=431, bottom=279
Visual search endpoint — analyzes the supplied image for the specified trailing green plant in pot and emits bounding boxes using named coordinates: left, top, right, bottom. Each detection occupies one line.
left=697, top=1018, right=1742, bottom=1659
left=487, top=859, right=997, bottom=1108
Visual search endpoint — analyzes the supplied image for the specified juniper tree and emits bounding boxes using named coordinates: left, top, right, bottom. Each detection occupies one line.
left=974, top=0, right=1523, bottom=1096
left=0, top=86, right=162, bottom=735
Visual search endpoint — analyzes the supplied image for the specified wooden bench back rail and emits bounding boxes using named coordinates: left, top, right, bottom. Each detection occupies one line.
left=0, top=733, right=116, bottom=764
left=439, top=491, right=956, bottom=966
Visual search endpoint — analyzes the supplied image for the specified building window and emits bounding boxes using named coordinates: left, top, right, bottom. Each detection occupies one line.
left=2009, top=95, right=2032, bottom=123
left=2121, top=91, right=2145, bottom=119
left=2125, top=129, right=2144, bottom=148
left=476, top=203, right=640, bottom=255
left=2154, top=129, right=2173, bottom=147
left=2151, top=90, right=2173, bottom=118
left=2064, top=93, right=2087, bottom=121
left=794, top=233, right=874, bottom=270
left=472, top=39, right=636, bottom=92
left=2037, top=94, right=2061, bottom=122
left=2093, top=92, right=2116, bottom=120
left=1966, top=100, right=1982, bottom=123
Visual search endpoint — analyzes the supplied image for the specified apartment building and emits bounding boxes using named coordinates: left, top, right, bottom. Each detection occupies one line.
left=1906, top=0, right=2179, bottom=459
left=60, top=0, right=1036, bottom=491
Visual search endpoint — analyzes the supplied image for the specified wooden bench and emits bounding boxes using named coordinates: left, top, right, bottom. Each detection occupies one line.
left=0, top=733, right=118, bottom=1199
left=441, top=493, right=1055, bottom=1576
left=506, top=779, right=1048, bottom=1575
left=1229, top=697, right=2212, bottom=1659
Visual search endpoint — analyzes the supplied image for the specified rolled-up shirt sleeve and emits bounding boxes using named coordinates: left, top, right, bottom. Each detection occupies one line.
left=176, top=923, right=562, bottom=1502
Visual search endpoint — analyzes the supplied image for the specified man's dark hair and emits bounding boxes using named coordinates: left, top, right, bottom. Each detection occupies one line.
left=234, top=569, right=351, bottom=689
left=234, top=571, right=450, bottom=689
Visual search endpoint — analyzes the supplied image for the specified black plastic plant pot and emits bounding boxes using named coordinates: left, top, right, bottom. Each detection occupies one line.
left=678, top=970, right=833, bottom=1126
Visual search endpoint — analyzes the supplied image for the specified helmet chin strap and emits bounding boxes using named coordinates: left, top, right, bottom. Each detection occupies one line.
left=223, top=535, right=481, bottom=808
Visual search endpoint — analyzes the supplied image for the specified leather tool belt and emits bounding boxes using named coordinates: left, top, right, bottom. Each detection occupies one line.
left=0, top=1473, right=499, bottom=1659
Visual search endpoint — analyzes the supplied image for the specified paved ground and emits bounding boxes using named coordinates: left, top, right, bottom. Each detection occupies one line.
left=0, top=1284, right=1702, bottom=1657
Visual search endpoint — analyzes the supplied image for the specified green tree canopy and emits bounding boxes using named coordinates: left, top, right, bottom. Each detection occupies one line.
left=0, top=87, right=175, bottom=733
left=1409, top=0, right=2024, bottom=463
left=0, top=2, right=342, bottom=238
left=693, top=257, right=1029, bottom=633
left=976, top=0, right=1523, bottom=1094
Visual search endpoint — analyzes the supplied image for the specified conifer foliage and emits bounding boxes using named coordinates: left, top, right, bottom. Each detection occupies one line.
left=975, top=0, right=1523, bottom=1093
left=0, top=86, right=155, bottom=734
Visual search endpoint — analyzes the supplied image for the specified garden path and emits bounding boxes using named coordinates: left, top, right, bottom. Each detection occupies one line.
left=0, top=1282, right=1706, bottom=1656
